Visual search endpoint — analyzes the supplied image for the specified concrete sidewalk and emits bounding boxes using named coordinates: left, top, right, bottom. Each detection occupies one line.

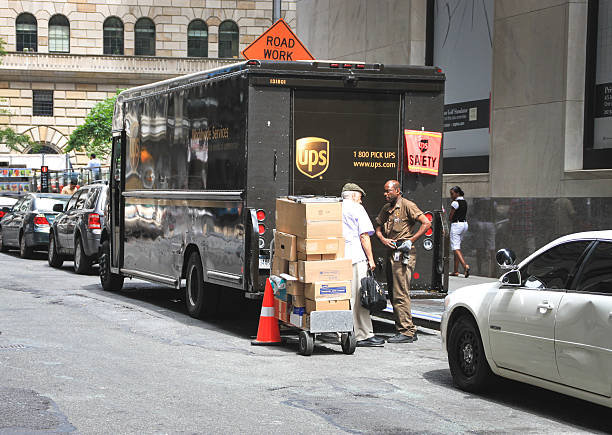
left=377, top=274, right=498, bottom=330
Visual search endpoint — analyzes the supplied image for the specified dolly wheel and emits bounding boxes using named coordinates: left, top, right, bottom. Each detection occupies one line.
left=298, top=330, right=314, bottom=356
left=341, top=332, right=356, bottom=355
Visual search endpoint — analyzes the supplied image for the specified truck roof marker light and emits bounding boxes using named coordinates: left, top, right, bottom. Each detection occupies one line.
left=258, top=224, right=266, bottom=235
left=436, top=68, right=443, bottom=73
left=256, top=209, right=266, bottom=221
left=343, top=63, right=352, bottom=69
left=355, top=64, right=365, bottom=69
left=34, top=214, right=49, bottom=226
left=330, top=63, right=339, bottom=68
left=246, top=60, right=260, bottom=66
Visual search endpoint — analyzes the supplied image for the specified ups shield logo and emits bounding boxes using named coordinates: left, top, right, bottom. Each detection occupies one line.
left=296, top=137, right=329, bottom=178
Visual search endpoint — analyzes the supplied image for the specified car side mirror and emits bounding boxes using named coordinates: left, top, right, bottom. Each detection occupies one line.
left=53, top=203, right=65, bottom=212
left=501, top=269, right=521, bottom=287
left=496, top=248, right=517, bottom=269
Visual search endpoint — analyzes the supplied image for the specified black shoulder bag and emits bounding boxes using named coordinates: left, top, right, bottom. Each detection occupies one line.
left=360, top=269, right=387, bottom=313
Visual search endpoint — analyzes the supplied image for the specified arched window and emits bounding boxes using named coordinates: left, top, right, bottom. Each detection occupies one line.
left=48, top=14, right=69, bottom=53
left=16, top=13, right=37, bottom=52
left=218, top=20, right=238, bottom=58
left=103, top=17, right=124, bottom=55
left=188, top=19, right=208, bottom=57
left=135, top=18, right=155, bottom=56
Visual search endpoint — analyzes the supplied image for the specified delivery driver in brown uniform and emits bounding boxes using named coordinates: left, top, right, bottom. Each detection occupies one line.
left=375, top=180, right=431, bottom=343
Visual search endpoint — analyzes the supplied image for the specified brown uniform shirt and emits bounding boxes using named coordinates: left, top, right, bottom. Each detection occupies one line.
left=375, top=197, right=424, bottom=241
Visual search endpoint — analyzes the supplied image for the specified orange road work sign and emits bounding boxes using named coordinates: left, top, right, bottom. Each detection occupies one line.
left=404, top=129, right=442, bottom=176
left=242, top=19, right=314, bottom=61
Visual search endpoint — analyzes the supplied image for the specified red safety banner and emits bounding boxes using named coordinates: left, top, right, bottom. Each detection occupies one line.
left=404, top=129, right=442, bottom=176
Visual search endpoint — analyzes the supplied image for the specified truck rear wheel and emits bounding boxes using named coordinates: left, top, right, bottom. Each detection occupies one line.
left=99, top=239, right=124, bottom=291
left=185, top=252, right=219, bottom=319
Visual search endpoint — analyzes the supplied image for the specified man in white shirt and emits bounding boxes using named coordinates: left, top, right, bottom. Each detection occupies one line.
left=87, top=153, right=101, bottom=180
left=341, top=183, right=385, bottom=347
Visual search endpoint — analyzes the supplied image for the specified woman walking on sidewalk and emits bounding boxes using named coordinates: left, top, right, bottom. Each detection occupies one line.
left=449, top=186, right=470, bottom=277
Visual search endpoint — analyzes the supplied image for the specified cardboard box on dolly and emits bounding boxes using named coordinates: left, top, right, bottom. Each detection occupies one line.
left=272, top=197, right=353, bottom=327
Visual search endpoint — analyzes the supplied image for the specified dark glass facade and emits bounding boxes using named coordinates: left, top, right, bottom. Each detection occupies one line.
left=447, top=195, right=612, bottom=277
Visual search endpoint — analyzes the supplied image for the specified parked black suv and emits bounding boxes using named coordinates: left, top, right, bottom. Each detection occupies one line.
left=48, top=183, right=107, bottom=274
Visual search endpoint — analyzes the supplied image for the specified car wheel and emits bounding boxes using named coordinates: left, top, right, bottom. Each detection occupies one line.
left=47, top=232, right=64, bottom=268
left=185, top=251, right=219, bottom=319
left=73, top=236, right=91, bottom=274
left=0, top=228, right=8, bottom=252
left=99, top=239, right=123, bottom=291
left=447, top=315, right=494, bottom=392
left=19, top=233, right=33, bottom=259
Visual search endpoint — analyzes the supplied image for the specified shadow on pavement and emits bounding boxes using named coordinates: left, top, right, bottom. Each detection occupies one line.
left=422, top=369, right=612, bottom=433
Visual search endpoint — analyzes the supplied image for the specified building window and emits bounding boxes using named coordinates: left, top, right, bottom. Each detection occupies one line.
left=188, top=19, right=208, bottom=57
left=48, top=15, right=69, bottom=53
left=135, top=18, right=155, bottom=56
left=33, top=91, right=53, bottom=117
left=103, top=17, right=124, bottom=55
left=218, top=20, right=238, bottom=58
left=16, top=13, right=37, bottom=52
left=432, top=0, right=494, bottom=174
left=585, top=0, right=612, bottom=169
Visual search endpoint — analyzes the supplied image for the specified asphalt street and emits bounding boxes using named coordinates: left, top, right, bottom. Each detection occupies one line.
left=0, top=251, right=610, bottom=434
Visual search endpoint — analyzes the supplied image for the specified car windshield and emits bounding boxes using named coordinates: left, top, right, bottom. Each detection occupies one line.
left=35, top=197, right=69, bottom=212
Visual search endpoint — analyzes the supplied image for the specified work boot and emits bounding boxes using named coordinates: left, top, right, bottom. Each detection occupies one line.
left=387, top=333, right=417, bottom=343
left=356, top=336, right=385, bottom=347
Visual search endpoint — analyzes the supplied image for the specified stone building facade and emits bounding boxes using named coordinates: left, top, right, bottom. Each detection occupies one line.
left=0, top=0, right=296, bottom=157
left=296, top=0, right=612, bottom=277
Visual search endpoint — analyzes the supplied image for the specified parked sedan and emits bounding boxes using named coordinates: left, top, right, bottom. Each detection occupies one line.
left=0, top=193, right=70, bottom=258
left=48, top=183, right=107, bottom=274
left=441, top=231, right=612, bottom=409
left=0, top=192, right=22, bottom=220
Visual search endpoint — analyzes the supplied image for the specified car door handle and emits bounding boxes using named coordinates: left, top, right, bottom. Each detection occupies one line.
left=537, top=302, right=554, bottom=313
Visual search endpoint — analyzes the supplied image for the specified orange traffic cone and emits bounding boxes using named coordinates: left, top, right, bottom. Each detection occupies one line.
left=251, top=278, right=282, bottom=346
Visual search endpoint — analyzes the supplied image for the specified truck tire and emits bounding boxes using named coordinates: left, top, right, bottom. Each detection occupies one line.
left=185, top=252, right=219, bottom=319
left=99, top=239, right=124, bottom=291
left=447, top=315, right=494, bottom=392
left=74, top=236, right=91, bottom=274
left=48, top=232, right=64, bottom=268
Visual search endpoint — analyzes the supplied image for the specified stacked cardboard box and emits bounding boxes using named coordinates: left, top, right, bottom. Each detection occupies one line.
left=272, top=197, right=352, bottom=328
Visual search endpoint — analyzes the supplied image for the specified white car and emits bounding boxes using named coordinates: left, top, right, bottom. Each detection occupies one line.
left=441, top=231, right=612, bottom=409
